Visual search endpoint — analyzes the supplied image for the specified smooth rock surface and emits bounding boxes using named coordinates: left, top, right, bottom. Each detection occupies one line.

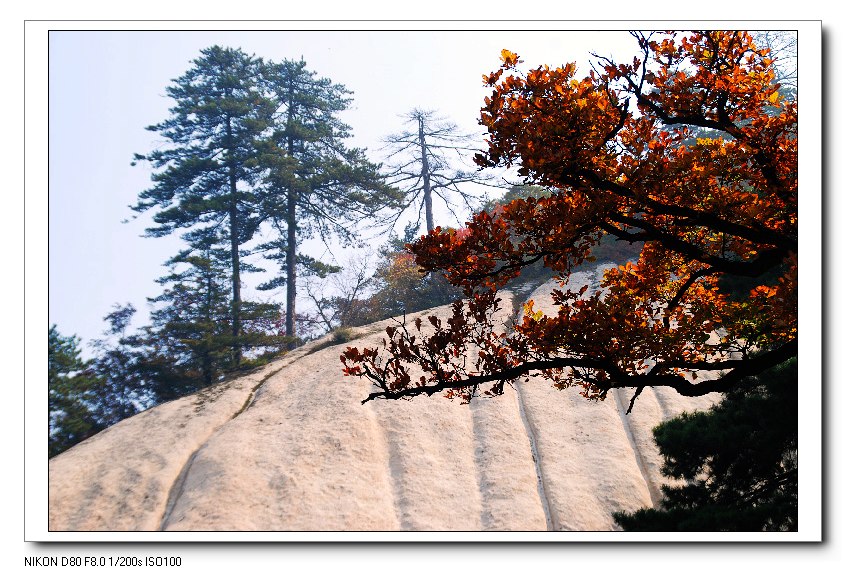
left=49, top=269, right=721, bottom=532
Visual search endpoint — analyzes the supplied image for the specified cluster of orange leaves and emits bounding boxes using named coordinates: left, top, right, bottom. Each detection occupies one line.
left=342, top=31, right=797, bottom=405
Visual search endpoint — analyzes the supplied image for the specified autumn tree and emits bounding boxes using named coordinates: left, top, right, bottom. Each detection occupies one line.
left=256, top=58, right=402, bottom=337
left=382, top=109, right=501, bottom=234
left=321, top=231, right=463, bottom=329
left=477, top=183, right=643, bottom=292
left=342, top=31, right=797, bottom=414
left=364, top=231, right=462, bottom=319
left=132, top=46, right=276, bottom=366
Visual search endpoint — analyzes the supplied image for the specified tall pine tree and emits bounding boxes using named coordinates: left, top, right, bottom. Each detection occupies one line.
left=256, top=58, right=402, bottom=337
left=132, top=46, right=276, bottom=366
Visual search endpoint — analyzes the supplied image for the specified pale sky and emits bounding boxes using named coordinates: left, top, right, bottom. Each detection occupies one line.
left=48, top=28, right=641, bottom=349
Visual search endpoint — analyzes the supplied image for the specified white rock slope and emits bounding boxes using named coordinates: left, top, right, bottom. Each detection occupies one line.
left=49, top=268, right=721, bottom=531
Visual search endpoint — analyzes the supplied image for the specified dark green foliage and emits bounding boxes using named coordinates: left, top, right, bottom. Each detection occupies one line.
left=132, top=46, right=274, bottom=231
left=718, top=262, right=787, bottom=302
left=86, top=307, right=152, bottom=423
left=147, top=245, right=239, bottom=393
left=476, top=183, right=551, bottom=216
left=132, top=46, right=399, bottom=367
left=48, top=326, right=103, bottom=457
left=255, top=57, right=402, bottom=337
left=138, top=234, right=287, bottom=401
left=50, top=320, right=150, bottom=457
left=613, top=358, right=798, bottom=531
left=132, top=46, right=277, bottom=365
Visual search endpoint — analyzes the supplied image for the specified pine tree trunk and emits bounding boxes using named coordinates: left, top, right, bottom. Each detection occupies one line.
left=285, top=88, right=297, bottom=338
left=203, top=269, right=214, bottom=385
left=285, top=191, right=297, bottom=338
left=229, top=177, right=241, bottom=367
left=226, top=116, right=241, bottom=367
left=285, top=105, right=297, bottom=338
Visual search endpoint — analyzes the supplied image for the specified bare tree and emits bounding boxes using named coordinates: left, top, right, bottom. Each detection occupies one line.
left=303, top=254, right=375, bottom=333
left=382, top=108, right=502, bottom=234
left=753, top=31, right=797, bottom=93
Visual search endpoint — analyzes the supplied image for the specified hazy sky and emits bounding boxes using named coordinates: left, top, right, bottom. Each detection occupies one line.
left=48, top=28, right=643, bottom=349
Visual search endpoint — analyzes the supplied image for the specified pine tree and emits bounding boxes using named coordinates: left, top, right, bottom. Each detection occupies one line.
left=256, top=58, right=401, bottom=337
left=87, top=305, right=151, bottom=423
left=50, top=321, right=148, bottom=457
left=613, top=358, right=798, bottom=531
left=147, top=240, right=235, bottom=391
left=132, top=46, right=276, bottom=366
left=141, top=228, right=284, bottom=400
left=48, top=326, right=102, bottom=457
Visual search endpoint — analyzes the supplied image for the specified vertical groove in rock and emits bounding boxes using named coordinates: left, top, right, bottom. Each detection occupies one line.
left=364, top=397, right=403, bottom=530
left=382, top=423, right=411, bottom=530
left=158, top=448, right=201, bottom=530
left=650, top=385, right=672, bottom=420
left=613, top=388, right=662, bottom=508
left=469, top=398, right=492, bottom=530
left=513, top=383, right=554, bottom=531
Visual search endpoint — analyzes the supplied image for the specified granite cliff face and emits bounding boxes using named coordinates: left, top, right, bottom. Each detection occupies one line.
left=49, top=265, right=721, bottom=532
